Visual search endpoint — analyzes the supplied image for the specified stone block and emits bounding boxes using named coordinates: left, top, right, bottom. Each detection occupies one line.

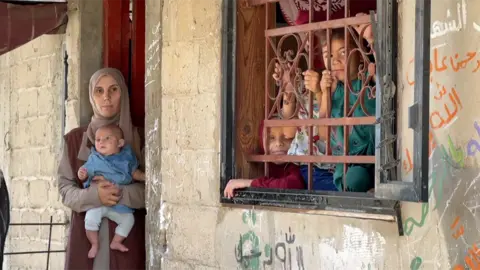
left=37, top=87, right=56, bottom=116
left=161, top=94, right=219, bottom=151
left=192, top=0, right=222, bottom=40
left=162, top=0, right=193, bottom=43
left=166, top=204, right=219, bottom=267
left=10, top=149, right=41, bottom=177
left=161, top=149, right=220, bottom=206
left=8, top=35, right=63, bottom=62
left=28, top=180, right=51, bottom=208
left=39, top=148, right=58, bottom=177
left=161, top=42, right=200, bottom=96
left=10, top=56, right=53, bottom=90
left=13, top=89, right=38, bottom=119
left=20, top=209, right=42, bottom=238
left=65, top=99, right=81, bottom=134
left=198, top=40, right=221, bottom=94
left=6, top=239, right=64, bottom=269
left=9, top=179, right=30, bottom=208
left=29, top=116, right=56, bottom=147
left=10, top=119, right=32, bottom=149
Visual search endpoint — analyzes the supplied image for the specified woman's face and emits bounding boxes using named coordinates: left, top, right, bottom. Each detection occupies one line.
left=92, top=75, right=121, bottom=118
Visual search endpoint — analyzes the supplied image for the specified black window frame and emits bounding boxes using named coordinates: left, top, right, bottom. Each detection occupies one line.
left=220, top=0, right=431, bottom=237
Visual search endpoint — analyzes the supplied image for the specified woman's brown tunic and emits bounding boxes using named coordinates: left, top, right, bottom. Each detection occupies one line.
left=58, top=126, right=146, bottom=270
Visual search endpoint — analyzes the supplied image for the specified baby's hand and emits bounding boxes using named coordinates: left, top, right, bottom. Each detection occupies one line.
left=223, top=179, right=253, bottom=199
left=78, top=167, right=88, bottom=181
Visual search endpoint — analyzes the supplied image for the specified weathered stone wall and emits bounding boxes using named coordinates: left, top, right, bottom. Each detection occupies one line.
left=0, top=33, right=68, bottom=270
left=145, top=0, right=480, bottom=269
left=0, top=1, right=102, bottom=269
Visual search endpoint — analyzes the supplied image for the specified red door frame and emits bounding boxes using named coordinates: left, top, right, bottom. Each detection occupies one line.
left=103, top=0, right=145, bottom=127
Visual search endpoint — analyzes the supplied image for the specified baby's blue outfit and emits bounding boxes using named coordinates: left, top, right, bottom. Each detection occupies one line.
left=83, top=145, right=139, bottom=237
left=83, top=145, right=138, bottom=214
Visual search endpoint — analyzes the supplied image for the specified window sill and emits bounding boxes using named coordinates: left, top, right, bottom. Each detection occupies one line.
left=220, top=188, right=404, bottom=236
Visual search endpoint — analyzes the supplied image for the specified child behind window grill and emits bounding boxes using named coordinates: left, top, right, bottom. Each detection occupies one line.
left=223, top=117, right=305, bottom=199
left=277, top=20, right=376, bottom=192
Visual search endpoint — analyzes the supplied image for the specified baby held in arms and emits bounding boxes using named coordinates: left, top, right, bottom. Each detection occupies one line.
left=224, top=120, right=305, bottom=198
left=77, top=124, right=145, bottom=258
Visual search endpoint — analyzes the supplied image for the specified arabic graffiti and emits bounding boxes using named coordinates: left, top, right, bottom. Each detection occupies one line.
left=450, top=216, right=479, bottom=270
left=431, top=0, right=467, bottom=39
left=466, top=121, right=480, bottom=157
left=235, top=210, right=261, bottom=270
left=235, top=232, right=262, bottom=270
left=403, top=132, right=438, bottom=175
left=235, top=218, right=305, bottom=270
left=402, top=84, right=463, bottom=176
left=262, top=227, right=305, bottom=270
left=404, top=144, right=452, bottom=236
left=452, top=242, right=480, bottom=269
left=430, top=85, right=463, bottom=130
left=450, top=216, right=465, bottom=240
left=406, top=48, right=480, bottom=86
left=410, top=256, right=423, bottom=270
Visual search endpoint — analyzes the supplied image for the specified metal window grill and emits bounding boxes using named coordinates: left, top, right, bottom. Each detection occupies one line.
left=241, top=0, right=430, bottom=202
left=247, top=0, right=379, bottom=191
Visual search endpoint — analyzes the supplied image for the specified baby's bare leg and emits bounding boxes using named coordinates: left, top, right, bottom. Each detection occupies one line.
left=85, top=207, right=105, bottom=258
left=110, top=234, right=128, bottom=252
left=86, top=230, right=99, bottom=258
left=106, top=210, right=135, bottom=253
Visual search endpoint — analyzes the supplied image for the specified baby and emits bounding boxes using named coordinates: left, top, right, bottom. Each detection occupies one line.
left=77, top=124, right=145, bottom=258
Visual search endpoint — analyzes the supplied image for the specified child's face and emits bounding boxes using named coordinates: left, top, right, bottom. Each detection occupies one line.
left=321, top=38, right=361, bottom=82
left=94, top=128, right=124, bottom=156
left=267, top=127, right=293, bottom=164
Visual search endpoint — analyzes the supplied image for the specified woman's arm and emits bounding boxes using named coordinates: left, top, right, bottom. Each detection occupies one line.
left=57, top=144, right=102, bottom=213
left=118, top=182, right=145, bottom=209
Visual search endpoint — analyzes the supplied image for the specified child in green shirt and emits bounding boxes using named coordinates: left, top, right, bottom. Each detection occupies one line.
left=303, top=24, right=376, bottom=192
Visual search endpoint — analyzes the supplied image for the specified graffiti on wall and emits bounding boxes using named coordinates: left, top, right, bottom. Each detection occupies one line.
left=402, top=46, right=470, bottom=176
left=235, top=210, right=305, bottom=270
left=403, top=143, right=452, bottom=236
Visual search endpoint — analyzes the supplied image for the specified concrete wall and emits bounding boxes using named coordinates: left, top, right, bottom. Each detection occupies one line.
left=0, top=1, right=102, bottom=269
left=145, top=0, right=480, bottom=269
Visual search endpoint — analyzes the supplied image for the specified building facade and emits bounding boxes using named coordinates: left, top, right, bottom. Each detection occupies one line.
left=1, top=0, right=479, bottom=269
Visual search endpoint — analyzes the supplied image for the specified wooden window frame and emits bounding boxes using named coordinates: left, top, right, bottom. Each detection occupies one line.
left=220, top=0, right=431, bottom=236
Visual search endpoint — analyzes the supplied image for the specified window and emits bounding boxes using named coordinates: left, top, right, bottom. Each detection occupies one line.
left=220, top=0, right=431, bottom=235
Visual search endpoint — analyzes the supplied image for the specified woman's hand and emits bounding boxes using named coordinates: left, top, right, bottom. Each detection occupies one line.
left=93, top=176, right=121, bottom=206
left=223, top=179, right=253, bottom=199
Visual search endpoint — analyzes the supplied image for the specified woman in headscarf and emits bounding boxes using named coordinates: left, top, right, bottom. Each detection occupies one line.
left=58, top=68, right=145, bottom=270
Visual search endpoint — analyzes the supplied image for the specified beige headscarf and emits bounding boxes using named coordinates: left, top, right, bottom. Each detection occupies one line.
left=77, top=68, right=142, bottom=161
